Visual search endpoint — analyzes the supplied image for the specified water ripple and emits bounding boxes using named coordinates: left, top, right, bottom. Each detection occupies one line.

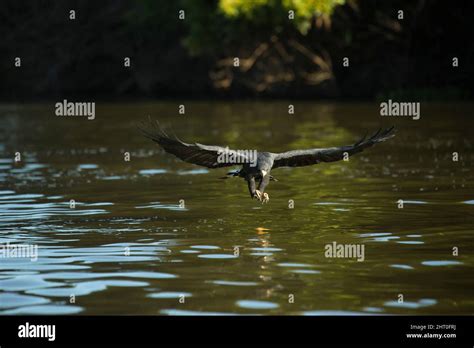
left=135, top=201, right=187, bottom=211
left=211, top=280, right=259, bottom=287
left=198, top=254, right=237, bottom=259
left=384, top=298, right=437, bottom=309
left=421, top=260, right=462, bottom=266
left=148, top=292, right=192, bottom=299
left=236, top=300, right=279, bottom=309
left=0, top=191, right=110, bottom=223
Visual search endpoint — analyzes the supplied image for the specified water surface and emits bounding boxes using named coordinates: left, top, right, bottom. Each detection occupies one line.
left=0, top=102, right=473, bottom=315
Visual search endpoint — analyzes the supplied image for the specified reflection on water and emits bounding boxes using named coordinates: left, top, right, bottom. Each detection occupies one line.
left=0, top=102, right=473, bottom=315
left=237, top=300, right=279, bottom=310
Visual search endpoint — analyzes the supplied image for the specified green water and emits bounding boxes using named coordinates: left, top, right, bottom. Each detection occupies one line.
left=0, top=101, right=473, bottom=315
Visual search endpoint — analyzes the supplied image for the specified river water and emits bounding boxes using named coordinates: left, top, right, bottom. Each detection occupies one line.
left=0, top=101, right=472, bottom=315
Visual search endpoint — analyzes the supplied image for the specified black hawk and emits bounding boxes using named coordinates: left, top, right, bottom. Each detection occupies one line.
left=140, top=121, right=395, bottom=203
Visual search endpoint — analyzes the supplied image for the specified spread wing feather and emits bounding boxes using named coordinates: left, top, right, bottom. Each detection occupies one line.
left=272, top=127, right=395, bottom=168
left=139, top=120, right=250, bottom=168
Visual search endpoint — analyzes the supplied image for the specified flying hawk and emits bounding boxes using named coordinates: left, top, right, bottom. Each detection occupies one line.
left=140, top=121, right=395, bottom=203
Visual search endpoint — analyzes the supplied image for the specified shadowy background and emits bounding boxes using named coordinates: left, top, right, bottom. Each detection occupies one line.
left=1, top=0, right=473, bottom=101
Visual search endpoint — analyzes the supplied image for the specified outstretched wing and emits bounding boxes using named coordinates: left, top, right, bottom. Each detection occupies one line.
left=139, top=120, right=250, bottom=168
left=272, top=127, right=395, bottom=169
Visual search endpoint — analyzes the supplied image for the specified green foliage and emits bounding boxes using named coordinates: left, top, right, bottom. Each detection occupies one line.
left=219, top=0, right=345, bottom=33
left=120, top=0, right=346, bottom=56
left=219, top=0, right=344, bottom=19
left=184, top=0, right=346, bottom=55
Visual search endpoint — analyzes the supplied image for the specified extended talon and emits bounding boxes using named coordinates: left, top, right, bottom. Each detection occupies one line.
left=262, top=192, right=269, bottom=204
left=254, top=190, right=263, bottom=201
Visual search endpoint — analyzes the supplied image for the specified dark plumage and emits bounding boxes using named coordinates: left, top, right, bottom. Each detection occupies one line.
left=140, top=120, right=395, bottom=203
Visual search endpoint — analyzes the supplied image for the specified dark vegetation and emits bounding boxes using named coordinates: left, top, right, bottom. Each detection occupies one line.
left=1, top=0, right=472, bottom=101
